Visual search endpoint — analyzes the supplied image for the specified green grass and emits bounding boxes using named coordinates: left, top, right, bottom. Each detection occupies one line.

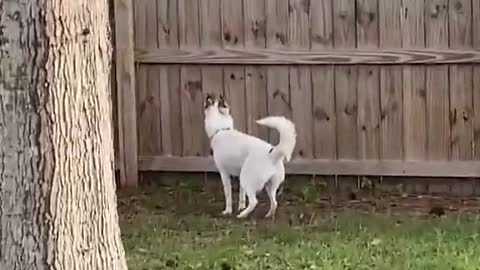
left=119, top=186, right=480, bottom=270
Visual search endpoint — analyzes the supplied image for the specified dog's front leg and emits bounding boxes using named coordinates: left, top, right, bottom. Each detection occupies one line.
left=219, top=171, right=233, bottom=215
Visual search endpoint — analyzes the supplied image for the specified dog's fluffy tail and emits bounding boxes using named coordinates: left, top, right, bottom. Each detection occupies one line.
left=256, top=116, right=296, bottom=162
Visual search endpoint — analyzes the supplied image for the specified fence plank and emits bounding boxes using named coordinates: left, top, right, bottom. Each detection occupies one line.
left=425, top=15, right=449, bottom=194
left=333, top=0, right=357, bottom=160
left=402, top=0, right=427, bottom=160
left=135, top=0, right=149, bottom=154
left=425, top=0, right=449, bottom=160
left=379, top=0, right=403, bottom=160
left=244, top=0, right=268, bottom=140
left=114, top=0, right=138, bottom=186
left=200, top=0, right=223, bottom=154
left=311, top=0, right=335, bottom=160
left=137, top=0, right=162, bottom=155
left=475, top=72, right=480, bottom=160
left=222, top=0, right=247, bottom=133
left=474, top=0, right=480, bottom=161
left=356, top=0, right=380, bottom=160
left=158, top=0, right=181, bottom=156
left=333, top=0, right=358, bottom=194
left=288, top=0, right=313, bottom=159
left=266, top=0, right=291, bottom=144
left=449, top=0, right=473, bottom=160
left=179, top=0, right=203, bottom=157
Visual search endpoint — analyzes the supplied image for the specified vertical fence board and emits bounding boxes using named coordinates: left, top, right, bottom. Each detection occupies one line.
left=449, top=0, right=473, bottom=160
left=401, top=0, right=427, bottom=160
left=179, top=0, right=203, bottom=157
left=311, top=0, right=336, bottom=160
left=266, top=0, right=291, bottom=144
left=474, top=0, right=480, bottom=161
left=333, top=0, right=357, bottom=160
left=200, top=0, right=223, bottom=154
left=379, top=0, right=403, bottom=160
left=288, top=0, right=313, bottom=159
left=424, top=0, right=451, bottom=194
left=138, top=0, right=162, bottom=155
left=114, top=0, right=138, bottom=186
left=158, top=0, right=181, bottom=156
left=222, top=0, right=247, bottom=133
left=398, top=0, right=427, bottom=193
left=333, top=0, right=358, bottom=195
left=244, top=0, right=268, bottom=140
left=135, top=0, right=147, bottom=155
left=356, top=0, right=380, bottom=160
left=425, top=0, right=449, bottom=160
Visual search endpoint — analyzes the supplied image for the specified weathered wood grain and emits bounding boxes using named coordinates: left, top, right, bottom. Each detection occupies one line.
left=379, top=0, right=403, bottom=160
left=402, top=0, right=427, bottom=160
left=474, top=0, right=480, bottom=160
left=200, top=0, right=223, bottom=154
left=311, top=0, right=335, bottom=160
left=244, top=0, right=268, bottom=141
left=332, top=0, right=360, bottom=195
left=179, top=0, right=203, bottom=157
left=449, top=0, right=473, bottom=160
left=114, top=0, right=138, bottom=186
left=288, top=0, right=313, bottom=159
left=158, top=0, right=181, bottom=156
left=356, top=0, right=380, bottom=160
left=138, top=0, right=162, bottom=155
left=222, top=0, right=247, bottom=133
left=266, top=0, right=291, bottom=144
left=138, top=156, right=480, bottom=178
left=425, top=0, right=449, bottom=160
left=135, top=47, right=480, bottom=65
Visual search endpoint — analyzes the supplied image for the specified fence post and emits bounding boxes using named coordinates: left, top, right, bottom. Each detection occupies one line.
left=113, top=0, right=138, bottom=187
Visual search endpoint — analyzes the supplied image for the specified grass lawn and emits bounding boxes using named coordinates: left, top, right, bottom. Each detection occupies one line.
left=119, top=182, right=480, bottom=270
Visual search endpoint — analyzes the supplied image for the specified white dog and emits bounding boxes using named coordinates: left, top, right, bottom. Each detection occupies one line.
left=203, top=94, right=296, bottom=218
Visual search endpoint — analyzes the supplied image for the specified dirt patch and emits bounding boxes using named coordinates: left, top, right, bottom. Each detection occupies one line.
left=117, top=178, right=480, bottom=226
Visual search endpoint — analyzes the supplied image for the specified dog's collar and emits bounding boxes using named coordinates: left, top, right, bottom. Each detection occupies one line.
left=209, top=127, right=231, bottom=140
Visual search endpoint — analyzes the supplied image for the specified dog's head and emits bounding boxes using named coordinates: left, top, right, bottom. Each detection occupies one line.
left=203, top=93, right=234, bottom=138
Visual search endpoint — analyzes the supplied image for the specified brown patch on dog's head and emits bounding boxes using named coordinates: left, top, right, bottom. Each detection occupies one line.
left=218, top=95, right=230, bottom=115
left=204, top=93, right=216, bottom=109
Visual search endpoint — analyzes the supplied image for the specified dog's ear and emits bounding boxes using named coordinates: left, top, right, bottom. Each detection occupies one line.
left=204, top=93, right=216, bottom=109
left=218, top=95, right=230, bottom=114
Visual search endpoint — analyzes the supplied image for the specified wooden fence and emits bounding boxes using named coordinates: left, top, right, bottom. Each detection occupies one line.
left=112, top=0, right=480, bottom=188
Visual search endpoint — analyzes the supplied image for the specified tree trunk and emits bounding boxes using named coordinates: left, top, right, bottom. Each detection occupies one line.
left=0, top=0, right=127, bottom=269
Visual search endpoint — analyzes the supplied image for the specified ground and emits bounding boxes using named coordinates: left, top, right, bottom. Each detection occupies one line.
left=118, top=176, right=480, bottom=270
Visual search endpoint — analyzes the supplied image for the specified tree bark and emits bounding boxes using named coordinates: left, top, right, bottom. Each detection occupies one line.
left=0, top=0, right=127, bottom=269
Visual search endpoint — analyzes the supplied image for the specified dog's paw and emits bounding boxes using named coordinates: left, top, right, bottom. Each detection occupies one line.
left=236, top=213, right=248, bottom=219
left=221, top=209, right=232, bottom=216
left=238, top=204, right=246, bottom=211
left=264, top=211, right=274, bottom=219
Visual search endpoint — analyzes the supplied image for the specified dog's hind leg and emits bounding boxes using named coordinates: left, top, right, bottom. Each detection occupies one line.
left=238, top=185, right=246, bottom=211
left=236, top=173, right=261, bottom=218
left=236, top=186, right=258, bottom=219
left=265, top=172, right=285, bottom=218
left=219, top=171, right=233, bottom=215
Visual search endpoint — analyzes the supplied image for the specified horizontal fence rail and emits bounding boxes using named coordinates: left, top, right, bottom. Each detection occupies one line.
left=138, top=156, right=480, bottom=178
left=135, top=48, right=480, bottom=65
